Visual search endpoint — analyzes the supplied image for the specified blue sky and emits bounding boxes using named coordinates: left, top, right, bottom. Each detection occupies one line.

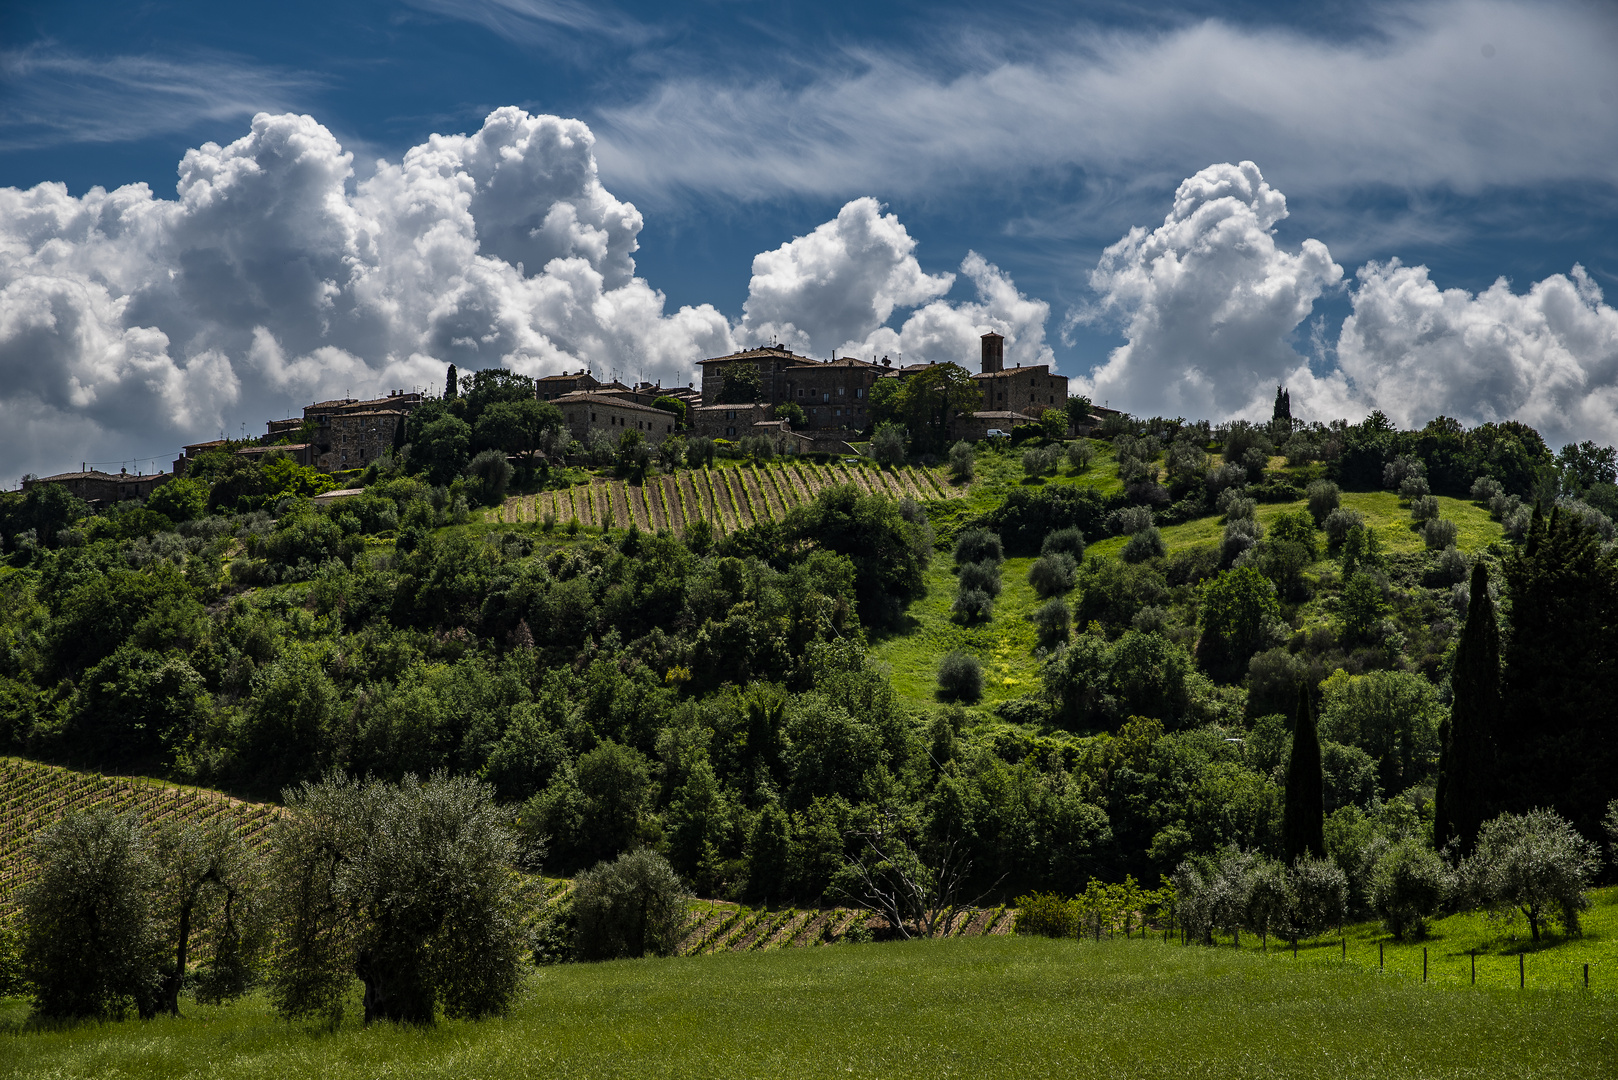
left=2, top=0, right=1617, bottom=477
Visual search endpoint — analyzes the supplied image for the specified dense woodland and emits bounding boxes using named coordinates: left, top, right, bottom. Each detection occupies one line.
left=2, top=373, right=1618, bottom=1020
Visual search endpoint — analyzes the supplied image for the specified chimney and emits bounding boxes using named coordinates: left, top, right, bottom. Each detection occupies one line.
left=981, top=332, right=1005, bottom=374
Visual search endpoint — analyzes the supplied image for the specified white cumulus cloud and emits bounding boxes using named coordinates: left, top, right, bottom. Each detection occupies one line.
left=1337, top=261, right=1618, bottom=447
left=1072, top=160, right=1618, bottom=447
left=0, top=110, right=1058, bottom=481
left=738, top=198, right=954, bottom=356
left=1073, top=161, right=1343, bottom=418
left=0, top=108, right=743, bottom=479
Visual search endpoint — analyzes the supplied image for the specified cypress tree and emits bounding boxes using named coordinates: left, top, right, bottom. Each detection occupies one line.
left=1500, top=509, right=1618, bottom=839
left=1282, top=683, right=1325, bottom=863
left=1438, top=562, right=1500, bottom=854
left=445, top=363, right=459, bottom=399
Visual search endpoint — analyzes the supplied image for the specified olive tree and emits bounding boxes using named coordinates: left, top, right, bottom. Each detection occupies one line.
left=870, top=422, right=908, bottom=467
left=20, top=809, right=162, bottom=1019
left=1461, top=809, right=1601, bottom=941
left=947, top=440, right=975, bottom=482
left=151, top=816, right=266, bottom=1014
left=572, top=847, right=691, bottom=961
left=1369, top=839, right=1447, bottom=940
left=267, top=772, right=526, bottom=1025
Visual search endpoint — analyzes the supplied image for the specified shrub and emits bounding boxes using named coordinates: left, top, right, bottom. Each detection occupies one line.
left=1014, top=892, right=1079, bottom=938
left=1028, top=553, right=1078, bottom=597
left=467, top=449, right=514, bottom=507
left=572, top=848, right=691, bottom=961
left=1033, top=597, right=1072, bottom=643
left=958, top=559, right=1003, bottom=598
left=1369, top=839, right=1447, bottom=940
left=1410, top=494, right=1439, bottom=522
left=1066, top=439, right=1095, bottom=471
left=1433, top=544, right=1468, bottom=584
left=1121, top=526, right=1166, bottom=563
left=1041, top=526, right=1086, bottom=561
left=954, top=527, right=1004, bottom=566
left=1114, top=505, right=1155, bottom=535
left=947, top=440, right=975, bottom=482
left=1502, top=504, right=1533, bottom=539
left=1206, top=462, right=1247, bottom=495
left=1398, top=475, right=1431, bottom=501
left=1022, top=445, right=1062, bottom=478
left=1288, top=855, right=1349, bottom=939
left=1423, top=517, right=1458, bottom=550
left=1220, top=420, right=1272, bottom=467
left=1461, top=809, right=1601, bottom=941
left=1383, top=455, right=1425, bottom=490
left=937, top=651, right=983, bottom=703
left=1216, top=488, right=1256, bottom=521
left=871, top=422, right=907, bottom=467
left=1282, top=432, right=1318, bottom=467
left=1323, top=507, right=1364, bottom=549
left=1306, top=480, right=1340, bottom=524
left=952, top=588, right=994, bottom=623
left=1470, top=475, right=1504, bottom=501
left=1220, top=517, right=1263, bottom=566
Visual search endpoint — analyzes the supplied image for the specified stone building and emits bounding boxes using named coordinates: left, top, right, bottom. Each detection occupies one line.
left=258, top=390, right=423, bottom=472
left=555, top=391, right=678, bottom=446
left=968, top=332, right=1067, bottom=420
left=23, top=469, right=169, bottom=505
left=697, top=347, right=883, bottom=432
left=536, top=370, right=600, bottom=401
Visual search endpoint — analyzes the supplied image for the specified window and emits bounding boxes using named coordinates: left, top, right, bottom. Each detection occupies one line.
left=822, top=392, right=830, bottom=402
left=856, top=387, right=864, bottom=398
left=838, top=387, right=845, bottom=396
left=591, top=412, right=596, bottom=422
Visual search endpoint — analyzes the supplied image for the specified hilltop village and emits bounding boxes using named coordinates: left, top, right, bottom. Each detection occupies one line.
left=22, top=334, right=1082, bottom=504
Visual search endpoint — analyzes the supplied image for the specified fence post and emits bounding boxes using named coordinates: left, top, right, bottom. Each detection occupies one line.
left=1379, top=942, right=1384, bottom=971
left=1471, top=950, right=1475, bottom=986
left=1341, top=936, right=1346, bottom=961
left=1423, top=947, right=1427, bottom=983
left=1293, top=938, right=1297, bottom=959
left=1519, top=952, right=1524, bottom=990
left=1584, top=963, right=1589, bottom=990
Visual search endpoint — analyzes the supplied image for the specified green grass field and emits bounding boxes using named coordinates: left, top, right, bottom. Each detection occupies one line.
left=3, top=934, right=1612, bottom=1079
left=869, top=556, right=1046, bottom=710
left=1224, top=886, right=1618, bottom=994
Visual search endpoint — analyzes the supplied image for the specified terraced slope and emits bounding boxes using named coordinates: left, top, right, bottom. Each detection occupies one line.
left=518, top=461, right=962, bottom=535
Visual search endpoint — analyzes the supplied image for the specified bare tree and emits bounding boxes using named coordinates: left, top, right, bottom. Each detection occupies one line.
left=835, top=814, right=1001, bottom=939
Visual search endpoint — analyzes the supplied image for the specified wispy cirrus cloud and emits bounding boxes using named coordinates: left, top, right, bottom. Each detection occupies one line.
left=397, top=0, right=654, bottom=48
left=589, top=0, right=1618, bottom=210
left=0, top=45, right=323, bottom=151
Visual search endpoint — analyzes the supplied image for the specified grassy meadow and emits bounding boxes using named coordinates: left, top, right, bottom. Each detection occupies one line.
left=3, top=933, right=1613, bottom=1080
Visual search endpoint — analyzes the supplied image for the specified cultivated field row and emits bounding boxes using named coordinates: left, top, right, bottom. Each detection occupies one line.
left=0, top=759, right=279, bottom=918
left=675, top=902, right=1015, bottom=955
left=492, top=461, right=963, bottom=533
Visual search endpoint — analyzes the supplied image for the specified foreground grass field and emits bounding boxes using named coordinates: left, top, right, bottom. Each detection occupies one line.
left=3, top=934, right=1612, bottom=1079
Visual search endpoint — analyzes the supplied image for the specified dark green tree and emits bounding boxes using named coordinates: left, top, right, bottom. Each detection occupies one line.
left=1500, top=508, right=1618, bottom=838
left=891, top=362, right=981, bottom=453
left=1282, top=684, right=1326, bottom=863
left=1435, top=562, right=1500, bottom=854
left=746, top=803, right=792, bottom=902
left=444, top=363, right=458, bottom=399
left=717, top=363, right=762, bottom=404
